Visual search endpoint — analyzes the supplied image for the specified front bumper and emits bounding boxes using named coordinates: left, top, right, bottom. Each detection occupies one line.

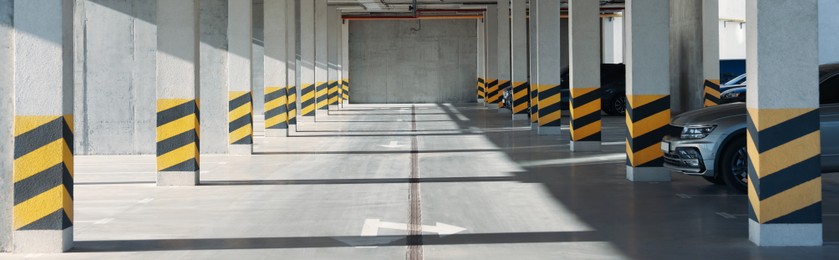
left=661, top=135, right=717, bottom=177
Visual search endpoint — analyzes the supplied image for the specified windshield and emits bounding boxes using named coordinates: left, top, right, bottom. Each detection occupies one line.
left=724, top=74, right=746, bottom=86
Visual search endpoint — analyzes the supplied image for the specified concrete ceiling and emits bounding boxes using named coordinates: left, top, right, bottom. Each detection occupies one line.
left=328, top=0, right=625, bottom=14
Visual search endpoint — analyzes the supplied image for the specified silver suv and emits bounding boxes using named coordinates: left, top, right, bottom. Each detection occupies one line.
left=662, top=63, right=839, bottom=192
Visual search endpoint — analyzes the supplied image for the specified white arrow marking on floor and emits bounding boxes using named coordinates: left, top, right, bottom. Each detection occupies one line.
left=361, top=218, right=466, bottom=236
left=379, top=141, right=406, bottom=148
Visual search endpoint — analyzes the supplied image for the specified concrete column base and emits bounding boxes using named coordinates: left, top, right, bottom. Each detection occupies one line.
left=228, top=144, right=252, bottom=155
left=512, top=114, right=529, bottom=121
left=316, top=109, right=328, bottom=119
left=749, top=219, right=822, bottom=246
left=265, top=129, right=288, bottom=137
left=13, top=228, right=72, bottom=253
left=288, top=124, right=297, bottom=135
left=297, top=116, right=315, bottom=123
left=157, top=171, right=199, bottom=186
left=626, top=166, right=671, bottom=182
left=342, top=100, right=349, bottom=105
left=328, top=104, right=339, bottom=110
left=531, top=123, right=538, bottom=131
left=571, top=141, right=601, bottom=152
left=538, top=126, right=563, bottom=135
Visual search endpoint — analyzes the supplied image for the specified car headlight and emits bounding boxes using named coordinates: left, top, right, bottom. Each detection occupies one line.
left=681, top=125, right=716, bottom=139
left=721, top=91, right=742, bottom=99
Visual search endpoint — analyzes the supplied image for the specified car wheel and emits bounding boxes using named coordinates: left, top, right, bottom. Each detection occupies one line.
left=611, top=95, right=627, bottom=115
left=702, top=175, right=725, bottom=185
left=720, top=136, right=748, bottom=193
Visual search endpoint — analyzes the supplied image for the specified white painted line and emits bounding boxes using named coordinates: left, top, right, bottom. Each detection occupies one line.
left=361, top=219, right=380, bottom=237
left=715, top=212, right=736, bottom=219
left=138, top=198, right=154, bottom=204
left=676, top=193, right=693, bottom=199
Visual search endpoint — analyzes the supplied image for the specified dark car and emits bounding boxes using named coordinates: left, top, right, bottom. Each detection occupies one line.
left=501, top=85, right=513, bottom=109
left=560, top=63, right=626, bottom=115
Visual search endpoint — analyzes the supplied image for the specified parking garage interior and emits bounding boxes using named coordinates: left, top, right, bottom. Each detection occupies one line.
left=2, top=0, right=839, bottom=259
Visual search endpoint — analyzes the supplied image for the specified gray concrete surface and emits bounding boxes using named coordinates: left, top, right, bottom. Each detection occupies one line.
left=76, top=0, right=157, bottom=155
left=821, top=0, right=839, bottom=64
left=669, top=0, right=706, bottom=114
left=2, top=103, right=839, bottom=258
left=199, top=0, right=230, bottom=154
left=0, top=0, right=12, bottom=251
left=348, top=20, right=477, bottom=103
left=251, top=1, right=265, bottom=117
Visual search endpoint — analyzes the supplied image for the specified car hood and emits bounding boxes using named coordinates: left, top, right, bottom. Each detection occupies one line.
left=670, top=103, right=746, bottom=126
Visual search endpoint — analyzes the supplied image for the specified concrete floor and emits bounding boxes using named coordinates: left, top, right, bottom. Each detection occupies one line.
left=4, top=103, right=839, bottom=259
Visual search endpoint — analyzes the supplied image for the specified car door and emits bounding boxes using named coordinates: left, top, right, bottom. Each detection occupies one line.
left=819, top=74, right=839, bottom=172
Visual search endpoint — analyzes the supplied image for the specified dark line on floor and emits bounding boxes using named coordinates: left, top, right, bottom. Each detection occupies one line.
left=408, top=104, right=423, bottom=260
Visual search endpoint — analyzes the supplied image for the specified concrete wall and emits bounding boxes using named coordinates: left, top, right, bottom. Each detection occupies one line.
left=561, top=18, right=569, bottom=71
left=200, top=0, right=229, bottom=154
left=719, top=0, right=746, bottom=60
left=348, top=20, right=477, bottom=103
left=252, top=1, right=264, bottom=116
left=820, top=0, right=839, bottom=64
left=670, top=0, right=705, bottom=114
left=602, top=16, right=624, bottom=64
left=75, top=0, right=157, bottom=155
left=0, top=0, right=12, bottom=252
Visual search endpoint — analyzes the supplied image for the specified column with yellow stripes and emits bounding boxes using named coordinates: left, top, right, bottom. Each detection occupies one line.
left=264, top=0, right=289, bottom=138
left=569, top=0, right=601, bottom=151
left=156, top=0, right=201, bottom=186
left=510, top=0, right=529, bottom=120
left=625, top=0, right=671, bottom=182
left=484, top=7, right=499, bottom=107
left=477, top=17, right=486, bottom=104
left=314, top=0, right=329, bottom=118
left=286, top=0, right=299, bottom=128
left=702, top=0, right=721, bottom=107
left=327, top=7, right=341, bottom=111
left=528, top=3, right=539, bottom=128
left=746, top=0, right=821, bottom=246
left=534, top=0, right=563, bottom=136
left=299, top=0, right=316, bottom=122
left=495, top=0, right=511, bottom=110
left=9, top=0, right=74, bottom=252
left=341, top=20, right=350, bottom=106
left=229, top=0, right=255, bottom=152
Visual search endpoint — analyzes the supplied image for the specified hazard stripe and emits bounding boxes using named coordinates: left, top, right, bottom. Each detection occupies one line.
left=530, top=83, right=539, bottom=123
left=626, top=95, right=669, bottom=167
left=156, top=99, right=199, bottom=172
left=477, top=78, right=486, bottom=99
left=315, top=82, right=328, bottom=110
left=747, top=108, right=821, bottom=224
left=13, top=115, right=74, bottom=230
left=538, top=83, right=562, bottom=127
left=328, top=80, right=339, bottom=105
left=265, top=87, right=288, bottom=129
left=512, top=81, right=529, bottom=114
left=229, top=91, right=253, bottom=144
left=703, top=79, right=721, bottom=107
left=287, top=85, right=298, bottom=124
left=301, top=83, right=316, bottom=116
left=570, top=87, right=601, bottom=142
left=341, top=79, right=350, bottom=100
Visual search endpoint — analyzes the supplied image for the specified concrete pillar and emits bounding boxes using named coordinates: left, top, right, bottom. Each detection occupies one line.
left=264, top=0, right=288, bottom=138
left=0, top=0, right=13, bottom=252
left=569, top=0, right=601, bottom=152
left=200, top=0, right=230, bottom=154
left=821, top=0, right=839, bottom=64
left=327, top=7, right=341, bottom=110
left=477, top=18, right=486, bottom=104
left=299, top=0, right=315, bottom=121
left=528, top=3, right=538, bottom=128
left=510, top=0, right=528, bottom=120
left=535, top=0, right=562, bottom=136
left=496, top=0, right=511, bottom=109
left=341, top=21, right=350, bottom=105
left=156, top=0, right=200, bottom=186
left=702, top=0, right=721, bottom=107
left=228, top=1, right=253, bottom=149
left=314, top=0, right=328, bottom=116
left=286, top=0, right=298, bottom=127
left=336, top=12, right=343, bottom=106
left=602, top=16, right=624, bottom=64
left=9, top=0, right=74, bottom=252
left=746, top=0, right=822, bottom=246
left=625, top=0, right=671, bottom=182
left=485, top=7, right=499, bottom=106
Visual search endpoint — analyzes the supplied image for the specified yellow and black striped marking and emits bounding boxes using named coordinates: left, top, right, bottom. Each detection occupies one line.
left=230, top=91, right=254, bottom=144
left=494, top=80, right=511, bottom=104
left=301, top=83, right=316, bottom=116
left=337, top=80, right=344, bottom=103
left=316, top=81, right=329, bottom=110
left=328, top=80, right=339, bottom=105
left=157, top=99, right=200, bottom=172
left=341, top=78, right=350, bottom=101
left=570, top=87, right=602, bottom=142
left=512, top=81, right=529, bottom=114
left=530, top=83, right=538, bottom=124
left=287, top=85, right=298, bottom=124
left=265, top=87, right=288, bottom=130
left=747, top=108, right=821, bottom=224
left=704, top=79, right=721, bottom=107
left=485, top=78, right=498, bottom=103
left=477, top=78, right=486, bottom=100
left=13, top=115, right=73, bottom=231
left=538, top=84, right=562, bottom=127
left=626, top=95, right=670, bottom=167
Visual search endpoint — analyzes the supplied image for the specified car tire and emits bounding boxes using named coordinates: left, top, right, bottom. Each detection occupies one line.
left=702, top=175, right=725, bottom=185
left=606, top=95, right=627, bottom=116
left=720, top=136, right=748, bottom=193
